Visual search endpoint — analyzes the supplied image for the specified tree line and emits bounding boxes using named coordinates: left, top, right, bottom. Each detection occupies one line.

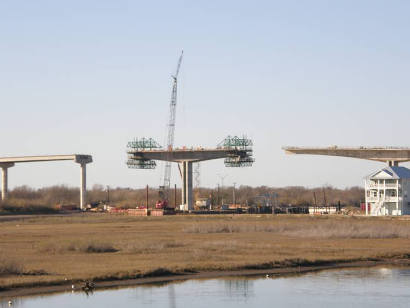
left=2, top=184, right=364, bottom=209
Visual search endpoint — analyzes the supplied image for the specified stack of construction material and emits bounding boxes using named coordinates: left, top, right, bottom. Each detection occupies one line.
left=150, top=209, right=164, bottom=216
left=128, top=209, right=149, bottom=216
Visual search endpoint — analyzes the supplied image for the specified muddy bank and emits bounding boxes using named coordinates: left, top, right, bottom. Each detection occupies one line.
left=2, top=257, right=410, bottom=299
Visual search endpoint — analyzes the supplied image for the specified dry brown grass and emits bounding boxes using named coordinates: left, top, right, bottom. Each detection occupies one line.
left=2, top=214, right=410, bottom=290
left=184, top=219, right=410, bottom=238
left=0, top=258, right=24, bottom=277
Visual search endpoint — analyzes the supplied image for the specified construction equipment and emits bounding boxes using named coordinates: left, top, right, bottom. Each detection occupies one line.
left=126, top=138, right=161, bottom=169
left=217, top=135, right=255, bottom=167
left=158, top=51, right=184, bottom=208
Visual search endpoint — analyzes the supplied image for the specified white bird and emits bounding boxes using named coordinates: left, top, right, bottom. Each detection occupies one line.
left=72, top=284, right=75, bottom=289
left=8, top=300, right=12, bottom=306
left=265, top=274, right=269, bottom=278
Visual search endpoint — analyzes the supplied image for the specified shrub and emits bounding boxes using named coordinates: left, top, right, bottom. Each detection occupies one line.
left=0, top=258, right=24, bottom=276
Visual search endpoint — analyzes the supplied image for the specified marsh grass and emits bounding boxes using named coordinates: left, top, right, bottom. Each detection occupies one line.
left=0, top=258, right=24, bottom=277
left=3, top=214, right=410, bottom=290
left=123, top=241, right=186, bottom=254
left=184, top=220, right=410, bottom=239
left=67, top=241, right=119, bottom=253
left=38, top=240, right=118, bottom=253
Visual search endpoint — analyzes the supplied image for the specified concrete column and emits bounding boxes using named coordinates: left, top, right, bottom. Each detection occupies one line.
left=186, top=161, right=193, bottom=211
left=0, top=163, right=14, bottom=201
left=80, top=163, right=86, bottom=210
left=75, top=156, right=92, bottom=211
left=181, top=162, right=187, bottom=209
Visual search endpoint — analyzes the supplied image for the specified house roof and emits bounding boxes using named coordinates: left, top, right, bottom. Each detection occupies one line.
left=366, top=166, right=410, bottom=180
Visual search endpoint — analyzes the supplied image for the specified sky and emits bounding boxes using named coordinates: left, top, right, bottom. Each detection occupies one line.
left=1, top=0, right=410, bottom=190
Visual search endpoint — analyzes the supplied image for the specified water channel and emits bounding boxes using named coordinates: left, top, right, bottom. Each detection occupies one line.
left=2, top=267, right=410, bottom=307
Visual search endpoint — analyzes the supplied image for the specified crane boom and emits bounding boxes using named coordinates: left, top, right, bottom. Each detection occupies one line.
left=162, top=51, right=183, bottom=200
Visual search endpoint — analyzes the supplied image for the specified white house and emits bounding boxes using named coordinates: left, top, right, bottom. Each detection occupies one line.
left=365, top=166, right=410, bottom=216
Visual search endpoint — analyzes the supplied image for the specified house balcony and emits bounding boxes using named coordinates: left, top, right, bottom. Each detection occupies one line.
left=366, top=183, right=399, bottom=189
left=366, top=197, right=379, bottom=202
left=366, top=196, right=399, bottom=202
left=384, top=196, right=399, bottom=202
left=385, top=183, right=399, bottom=188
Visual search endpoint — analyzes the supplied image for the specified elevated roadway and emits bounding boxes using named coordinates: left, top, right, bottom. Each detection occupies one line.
left=0, top=154, right=92, bottom=209
left=127, top=147, right=253, bottom=211
left=283, top=147, right=410, bottom=166
left=127, top=148, right=250, bottom=162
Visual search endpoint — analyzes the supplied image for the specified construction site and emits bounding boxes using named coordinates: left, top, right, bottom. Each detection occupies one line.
left=122, top=51, right=257, bottom=216
left=0, top=52, right=389, bottom=217
left=284, top=146, right=410, bottom=216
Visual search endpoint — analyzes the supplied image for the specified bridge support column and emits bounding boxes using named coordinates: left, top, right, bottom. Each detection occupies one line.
left=181, top=162, right=187, bottom=210
left=80, top=163, right=87, bottom=210
left=75, top=156, right=92, bottom=210
left=0, top=163, right=14, bottom=201
left=185, top=161, right=193, bottom=211
left=180, top=161, right=193, bottom=211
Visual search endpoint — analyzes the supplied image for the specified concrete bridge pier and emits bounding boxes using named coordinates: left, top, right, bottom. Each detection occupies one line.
left=75, top=156, right=93, bottom=210
left=185, top=161, right=193, bottom=211
left=181, top=162, right=187, bottom=208
left=0, top=163, right=14, bottom=201
left=180, top=161, right=193, bottom=211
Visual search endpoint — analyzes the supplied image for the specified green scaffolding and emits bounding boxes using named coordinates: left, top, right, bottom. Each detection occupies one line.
left=127, top=138, right=162, bottom=151
left=224, top=156, right=254, bottom=167
left=217, top=135, right=253, bottom=149
left=126, top=159, right=157, bottom=169
left=126, top=137, right=161, bottom=169
left=218, top=135, right=254, bottom=167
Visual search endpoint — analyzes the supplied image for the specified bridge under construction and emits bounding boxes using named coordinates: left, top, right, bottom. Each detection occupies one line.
left=0, top=154, right=93, bottom=209
left=283, top=146, right=410, bottom=166
left=283, top=146, right=410, bottom=216
left=127, top=136, right=254, bottom=211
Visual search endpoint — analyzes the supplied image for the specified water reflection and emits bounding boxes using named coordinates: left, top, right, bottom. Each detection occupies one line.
left=0, top=298, right=21, bottom=308
left=168, top=285, right=176, bottom=308
left=3, top=267, right=410, bottom=308
left=222, top=278, right=254, bottom=300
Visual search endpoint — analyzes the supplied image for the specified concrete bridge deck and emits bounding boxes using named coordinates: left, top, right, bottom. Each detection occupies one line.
left=283, top=147, right=410, bottom=166
left=127, top=147, right=252, bottom=211
left=0, top=154, right=92, bottom=164
left=127, top=148, right=249, bottom=162
left=0, top=154, right=92, bottom=209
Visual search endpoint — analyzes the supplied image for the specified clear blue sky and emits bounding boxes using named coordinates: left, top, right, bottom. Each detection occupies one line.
left=1, top=0, right=410, bottom=190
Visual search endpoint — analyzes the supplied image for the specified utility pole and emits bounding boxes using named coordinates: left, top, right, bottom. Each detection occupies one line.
left=233, top=182, right=236, bottom=205
left=106, top=185, right=110, bottom=203
left=218, top=174, right=228, bottom=205
left=146, top=185, right=149, bottom=209
left=217, top=184, right=220, bottom=206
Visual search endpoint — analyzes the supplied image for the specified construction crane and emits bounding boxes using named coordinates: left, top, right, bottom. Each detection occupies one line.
left=157, top=51, right=183, bottom=209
